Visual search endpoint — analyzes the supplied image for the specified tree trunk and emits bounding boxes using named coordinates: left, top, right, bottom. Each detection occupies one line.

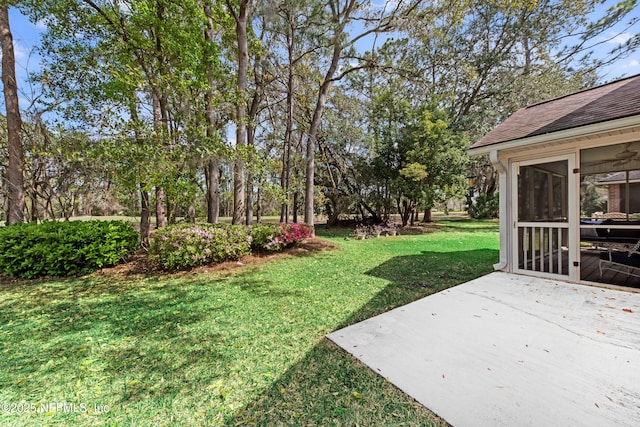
left=204, top=4, right=220, bottom=224
left=29, top=160, right=42, bottom=222
left=280, top=22, right=295, bottom=224
left=205, top=157, right=219, bottom=223
left=293, top=190, right=298, bottom=223
left=140, top=185, right=150, bottom=248
left=151, top=3, right=170, bottom=230
left=246, top=172, right=253, bottom=225
left=226, top=0, right=255, bottom=224
left=155, top=186, right=166, bottom=228
left=327, top=197, right=339, bottom=226
left=423, top=207, right=432, bottom=223
left=30, top=191, right=38, bottom=222
left=304, top=80, right=332, bottom=230
left=166, top=195, right=175, bottom=225
left=246, top=109, right=259, bottom=225
left=151, top=91, right=167, bottom=228
left=304, top=7, right=350, bottom=231
left=256, top=182, right=262, bottom=223
left=0, top=5, right=24, bottom=224
left=398, top=199, right=412, bottom=227
left=45, top=197, right=54, bottom=220
left=128, top=100, right=150, bottom=247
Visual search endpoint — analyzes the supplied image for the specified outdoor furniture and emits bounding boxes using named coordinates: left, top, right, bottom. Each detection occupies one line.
left=580, top=219, right=640, bottom=245
left=599, top=240, right=640, bottom=279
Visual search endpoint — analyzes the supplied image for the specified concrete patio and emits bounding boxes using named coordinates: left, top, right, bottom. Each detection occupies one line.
left=327, top=272, right=640, bottom=426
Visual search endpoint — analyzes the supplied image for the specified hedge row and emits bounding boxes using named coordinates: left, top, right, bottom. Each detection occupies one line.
left=0, top=220, right=139, bottom=279
left=0, top=221, right=314, bottom=277
left=150, top=222, right=314, bottom=271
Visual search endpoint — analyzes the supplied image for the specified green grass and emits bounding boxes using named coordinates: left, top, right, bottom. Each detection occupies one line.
left=0, top=219, right=498, bottom=426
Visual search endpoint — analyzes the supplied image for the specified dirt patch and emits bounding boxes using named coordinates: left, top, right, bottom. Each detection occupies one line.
left=0, top=238, right=339, bottom=285
left=398, top=222, right=440, bottom=235
left=97, top=237, right=340, bottom=279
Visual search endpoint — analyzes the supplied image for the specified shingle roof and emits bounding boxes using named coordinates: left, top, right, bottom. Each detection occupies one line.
left=471, top=74, right=640, bottom=150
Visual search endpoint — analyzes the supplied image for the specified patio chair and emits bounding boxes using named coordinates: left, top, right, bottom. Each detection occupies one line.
left=601, top=212, right=628, bottom=219
left=599, top=239, right=640, bottom=279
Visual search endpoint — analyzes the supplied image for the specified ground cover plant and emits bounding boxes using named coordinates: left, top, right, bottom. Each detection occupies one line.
left=0, top=219, right=498, bottom=426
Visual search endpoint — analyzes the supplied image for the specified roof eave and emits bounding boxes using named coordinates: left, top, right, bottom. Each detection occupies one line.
left=468, top=114, right=640, bottom=157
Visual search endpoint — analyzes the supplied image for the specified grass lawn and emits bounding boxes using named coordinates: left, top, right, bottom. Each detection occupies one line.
left=0, top=218, right=498, bottom=426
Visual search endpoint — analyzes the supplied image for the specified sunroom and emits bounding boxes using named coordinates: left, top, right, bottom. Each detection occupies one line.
left=469, top=74, right=640, bottom=289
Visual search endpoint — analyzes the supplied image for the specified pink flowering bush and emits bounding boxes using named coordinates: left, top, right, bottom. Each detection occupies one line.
left=281, top=222, right=314, bottom=244
left=249, top=222, right=314, bottom=252
left=150, top=224, right=251, bottom=270
left=150, top=222, right=313, bottom=270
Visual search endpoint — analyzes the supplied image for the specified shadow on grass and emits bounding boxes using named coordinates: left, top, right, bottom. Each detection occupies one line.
left=229, top=249, right=497, bottom=426
left=237, top=277, right=306, bottom=298
left=434, top=219, right=499, bottom=234
left=346, top=249, right=498, bottom=326
left=0, top=275, right=225, bottom=404
left=316, top=219, right=499, bottom=240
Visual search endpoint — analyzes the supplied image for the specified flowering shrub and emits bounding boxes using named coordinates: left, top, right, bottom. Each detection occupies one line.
left=281, top=222, right=314, bottom=244
left=250, top=222, right=314, bottom=252
left=249, top=223, right=282, bottom=251
left=150, top=223, right=251, bottom=270
left=150, top=222, right=313, bottom=270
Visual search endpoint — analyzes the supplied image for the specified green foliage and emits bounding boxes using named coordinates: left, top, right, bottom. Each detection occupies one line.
left=17, top=0, right=638, bottom=233
left=468, top=192, right=500, bottom=219
left=580, top=175, right=607, bottom=216
left=366, top=98, right=469, bottom=225
left=249, top=223, right=281, bottom=251
left=149, top=223, right=251, bottom=270
left=0, top=220, right=139, bottom=278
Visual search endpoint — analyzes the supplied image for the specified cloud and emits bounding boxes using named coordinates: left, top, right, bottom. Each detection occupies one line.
left=13, top=40, right=28, bottom=60
left=0, top=41, right=40, bottom=77
left=366, top=0, right=400, bottom=12
left=0, top=41, right=27, bottom=62
left=623, top=59, right=640, bottom=69
left=606, top=32, right=633, bottom=45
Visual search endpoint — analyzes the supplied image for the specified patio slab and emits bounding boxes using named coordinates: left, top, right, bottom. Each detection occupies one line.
left=327, top=272, right=640, bottom=426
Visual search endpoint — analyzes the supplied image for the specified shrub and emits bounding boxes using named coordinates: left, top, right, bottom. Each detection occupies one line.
left=468, top=192, right=499, bottom=219
left=249, top=222, right=313, bottom=252
left=149, top=223, right=251, bottom=270
left=0, top=220, right=139, bottom=279
left=249, top=223, right=282, bottom=251
left=281, top=222, right=314, bottom=244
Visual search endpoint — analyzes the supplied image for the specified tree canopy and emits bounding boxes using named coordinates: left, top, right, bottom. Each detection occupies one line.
left=1, top=0, right=638, bottom=230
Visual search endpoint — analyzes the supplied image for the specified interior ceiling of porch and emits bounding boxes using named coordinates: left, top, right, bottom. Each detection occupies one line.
left=581, top=141, right=640, bottom=175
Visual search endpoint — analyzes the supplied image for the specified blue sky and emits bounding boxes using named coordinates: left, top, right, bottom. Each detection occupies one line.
left=6, top=8, right=46, bottom=112
left=3, top=1, right=640, bottom=114
left=588, top=0, right=640, bottom=79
